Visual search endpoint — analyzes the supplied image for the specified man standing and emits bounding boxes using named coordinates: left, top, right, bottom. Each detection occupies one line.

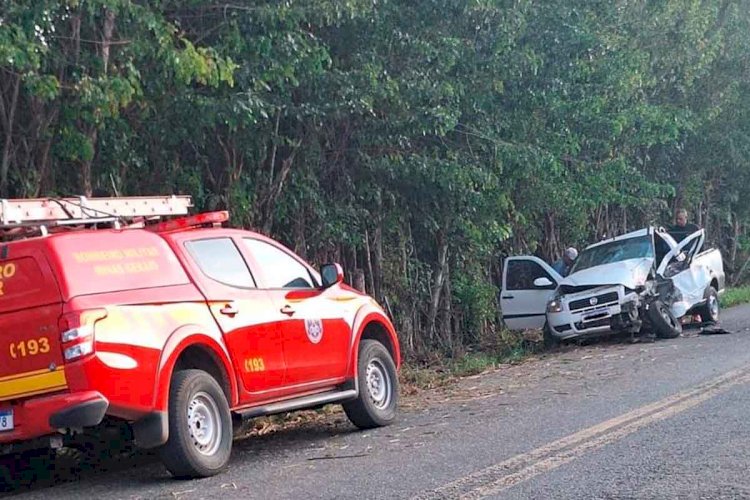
left=552, top=247, right=578, bottom=277
left=668, top=208, right=700, bottom=242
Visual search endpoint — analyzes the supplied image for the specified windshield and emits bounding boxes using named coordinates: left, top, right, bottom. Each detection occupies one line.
left=571, top=235, right=654, bottom=274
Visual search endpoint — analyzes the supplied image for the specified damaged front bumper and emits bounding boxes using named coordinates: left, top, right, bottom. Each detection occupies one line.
left=547, top=286, right=643, bottom=339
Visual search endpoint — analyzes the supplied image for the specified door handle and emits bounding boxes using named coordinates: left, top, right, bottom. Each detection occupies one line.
left=502, top=295, right=515, bottom=299
left=280, top=304, right=296, bottom=316
left=219, top=303, right=239, bottom=316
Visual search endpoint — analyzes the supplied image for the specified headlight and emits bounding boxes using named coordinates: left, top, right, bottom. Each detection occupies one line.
left=547, top=299, right=563, bottom=313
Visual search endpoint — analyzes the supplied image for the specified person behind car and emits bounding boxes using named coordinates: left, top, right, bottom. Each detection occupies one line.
left=668, top=208, right=700, bottom=242
left=552, top=247, right=578, bottom=277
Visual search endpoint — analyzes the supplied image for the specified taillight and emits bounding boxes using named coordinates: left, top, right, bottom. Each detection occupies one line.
left=59, top=309, right=108, bottom=362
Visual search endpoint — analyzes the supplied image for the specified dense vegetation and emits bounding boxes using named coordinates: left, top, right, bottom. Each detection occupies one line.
left=2, top=0, right=750, bottom=359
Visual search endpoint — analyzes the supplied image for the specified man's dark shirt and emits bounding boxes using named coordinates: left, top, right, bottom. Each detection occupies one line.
left=668, top=222, right=700, bottom=243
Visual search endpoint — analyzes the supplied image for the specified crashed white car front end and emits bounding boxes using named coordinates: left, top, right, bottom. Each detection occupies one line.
left=500, top=226, right=725, bottom=341
left=546, top=259, right=652, bottom=338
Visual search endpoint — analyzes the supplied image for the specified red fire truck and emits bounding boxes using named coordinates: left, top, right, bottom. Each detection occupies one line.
left=0, top=196, right=400, bottom=478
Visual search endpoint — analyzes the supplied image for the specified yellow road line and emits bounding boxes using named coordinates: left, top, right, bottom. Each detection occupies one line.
left=413, top=367, right=750, bottom=500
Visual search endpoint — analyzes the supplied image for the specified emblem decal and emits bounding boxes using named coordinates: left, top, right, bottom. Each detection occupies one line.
left=305, top=318, right=324, bottom=344
left=589, top=297, right=598, bottom=306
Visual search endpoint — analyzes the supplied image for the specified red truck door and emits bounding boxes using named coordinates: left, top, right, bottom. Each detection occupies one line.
left=0, top=245, right=68, bottom=420
left=240, top=238, right=351, bottom=387
left=177, top=236, right=286, bottom=400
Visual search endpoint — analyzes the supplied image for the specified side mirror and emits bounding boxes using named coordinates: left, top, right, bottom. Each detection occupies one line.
left=534, top=277, right=553, bottom=288
left=321, top=263, right=344, bottom=289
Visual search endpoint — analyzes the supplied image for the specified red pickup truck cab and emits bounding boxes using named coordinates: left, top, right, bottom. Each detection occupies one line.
left=0, top=205, right=400, bottom=478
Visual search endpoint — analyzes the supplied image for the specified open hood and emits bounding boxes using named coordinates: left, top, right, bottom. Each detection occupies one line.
left=561, top=258, right=653, bottom=290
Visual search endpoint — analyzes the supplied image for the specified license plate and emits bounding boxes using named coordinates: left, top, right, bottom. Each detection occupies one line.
left=0, top=410, right=13, bottom=432
left=583, top=307, right=609, bottom=321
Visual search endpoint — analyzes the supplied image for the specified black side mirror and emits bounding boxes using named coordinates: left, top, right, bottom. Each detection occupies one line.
left=321, top=263, right=344, bottom=289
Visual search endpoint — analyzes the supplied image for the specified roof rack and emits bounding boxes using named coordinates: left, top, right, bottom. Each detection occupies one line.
left=0, top=195, right=193, bottom=228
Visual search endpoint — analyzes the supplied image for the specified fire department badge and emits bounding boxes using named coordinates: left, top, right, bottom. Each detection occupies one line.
left=305, top=318, right=323, bottom=344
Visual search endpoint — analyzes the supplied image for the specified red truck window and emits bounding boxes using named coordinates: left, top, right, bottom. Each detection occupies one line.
left=185, top=238, right=257, bottom=289
left=242, top=238, right=316, bottom=289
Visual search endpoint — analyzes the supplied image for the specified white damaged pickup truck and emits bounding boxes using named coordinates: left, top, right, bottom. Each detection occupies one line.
left=500, top=227, right=725, bottom=345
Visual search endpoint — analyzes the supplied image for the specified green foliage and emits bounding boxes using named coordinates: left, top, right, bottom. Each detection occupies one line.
left=720, top=288, right=750, bottom=309
left=2, top=0, right=750, bottom=359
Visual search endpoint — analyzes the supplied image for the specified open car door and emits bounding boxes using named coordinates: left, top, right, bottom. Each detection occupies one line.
left=655, top=229, right=709, bottom=317
left=501, top=256, right=562, bottom=330
left=656, top=229, right=706, bottom=277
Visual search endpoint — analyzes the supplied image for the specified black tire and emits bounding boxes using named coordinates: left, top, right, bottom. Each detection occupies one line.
left=159, top=370, right=232, bottom=479
left=697, top=286, right=720, bottom=324
left=343, top=340, right=399, bottom=429
left=543, top=323, right=561, bottom=349
left=648, top=300, right=682, bottom=339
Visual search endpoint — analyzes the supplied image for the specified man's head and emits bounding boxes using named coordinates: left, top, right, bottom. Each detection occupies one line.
left=563, top=247, right=578, bottom=266
left=675, top=208, right=688, bottom=227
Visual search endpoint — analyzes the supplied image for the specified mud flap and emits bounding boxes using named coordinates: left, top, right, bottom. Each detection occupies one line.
left=132, top=411, right=168, bottom=449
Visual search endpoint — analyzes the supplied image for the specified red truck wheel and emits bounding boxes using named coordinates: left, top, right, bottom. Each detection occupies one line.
left=160, top=370, right=232, bottom=478
left=343, top=340, right=399, bottom=429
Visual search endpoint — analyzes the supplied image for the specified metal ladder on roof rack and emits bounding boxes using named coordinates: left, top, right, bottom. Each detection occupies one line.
left=0, top=195, right=193, bottom=228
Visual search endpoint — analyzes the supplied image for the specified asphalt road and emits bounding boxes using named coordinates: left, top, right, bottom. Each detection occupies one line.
left=6, top=303, right=750, bottom=499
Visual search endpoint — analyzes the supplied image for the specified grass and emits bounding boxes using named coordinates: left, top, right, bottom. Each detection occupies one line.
left=451, top=347, right=532, bottom=377
left=720, top=286, right=750, bottom=308
left=400, top=341, right=538, bottom=392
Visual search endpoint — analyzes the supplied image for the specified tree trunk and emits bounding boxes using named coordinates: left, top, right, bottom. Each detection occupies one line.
left=101, top=8, right=116, bottom=74
left=730, top=213, right=740, bottom=271
left=217, top=132, right=245, bottom=213
left=71, top=15, right=82, bottom=65
left=731, top=253, right=750, bottom=287
left=81, top=128, right=96, bottom=196
left=364, top=228, right=376, bottom=296
left=261, top=145, right=299, bottom=235
left=373, top=216, right=384, bottom=300
left=292, top=208, right=307, bottom=258
left=80, top=7, right=116, bottom=197
left=267, top=110, right=281, bottom=191
left=440, top=261, right=453, bottom=354
left=427, top=231, right=449, bottom=342
left=27, top=95, right=59, bottom=197
left=401, top=227, right=409, bottom=283
left=353, top=269, right=366, bottom=293
left=544, top=211, right=559, bottom=261
left=0, top=75, right=20, bottom=197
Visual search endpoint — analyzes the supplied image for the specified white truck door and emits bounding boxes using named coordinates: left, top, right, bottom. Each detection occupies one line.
left=501, top=256, right=561, bottom=330
left=656, top=229, right=706, bottom=276
left=656, top=230, right=709, bottom=317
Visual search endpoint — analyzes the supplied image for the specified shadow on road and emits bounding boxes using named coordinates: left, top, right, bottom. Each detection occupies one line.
left=0, top=415, right=357, bottom=497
